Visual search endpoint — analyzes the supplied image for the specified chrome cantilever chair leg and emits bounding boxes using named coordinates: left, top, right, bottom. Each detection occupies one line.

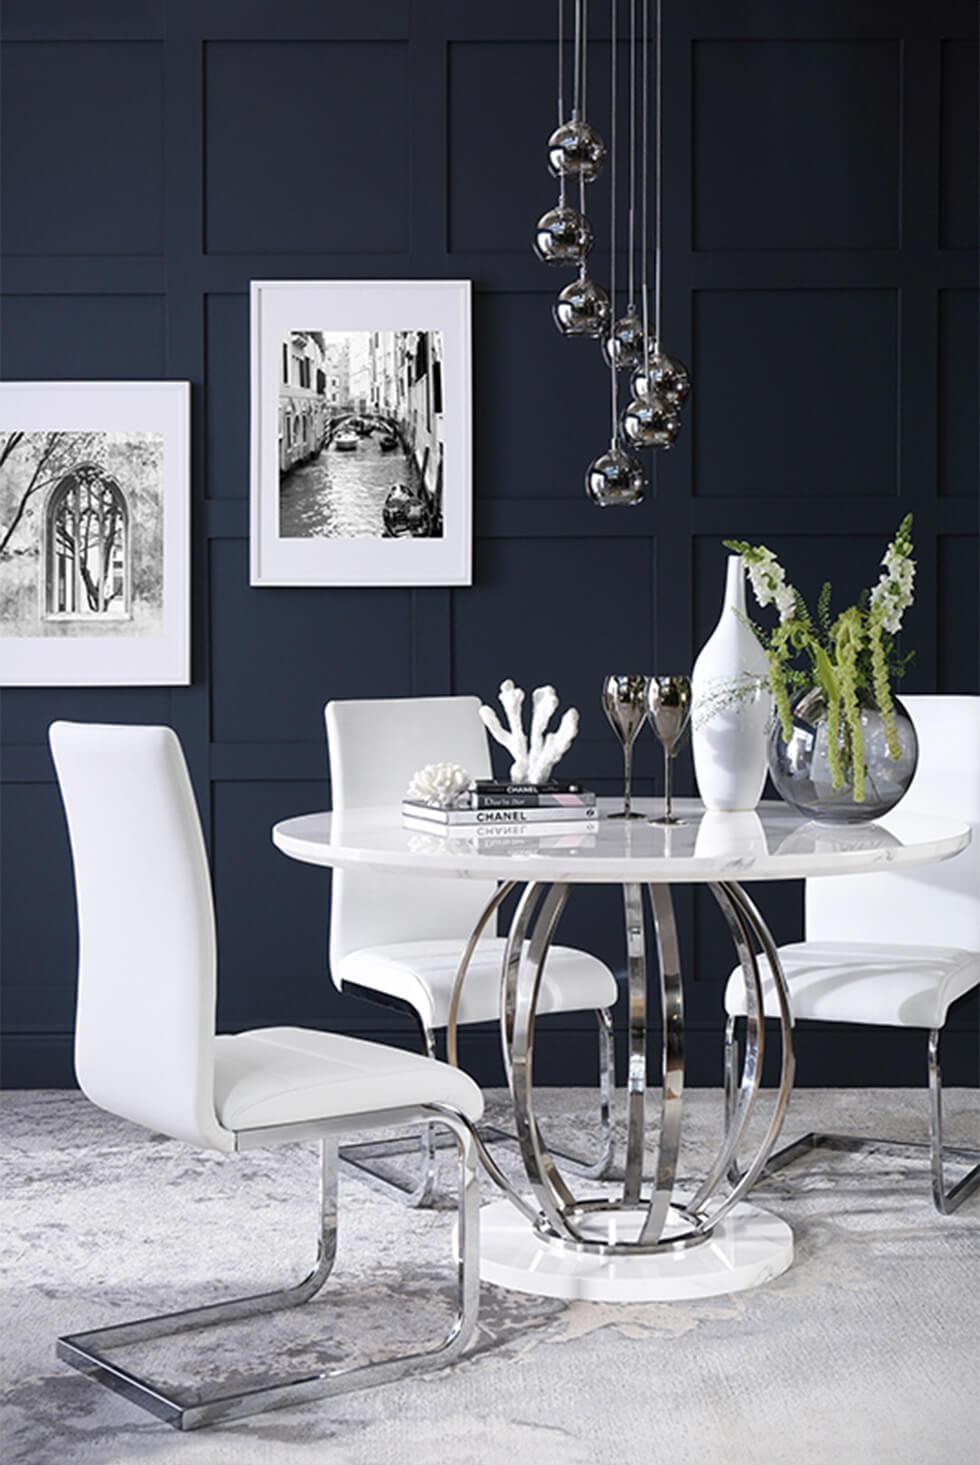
left=928, top=1028, right=980, bottom=1213
left=722, top=1019, right=980, bottom=1215
left=338, top=1020, right=445, bottom=1207
left=56, top=1112, right=481, bottom=1431
left=339, top=1002, right=618, bottom=1205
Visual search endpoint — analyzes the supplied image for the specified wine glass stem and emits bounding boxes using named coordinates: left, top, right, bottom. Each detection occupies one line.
left=623, top=741, right=633, bottom=818
left=664, top=746, right=673, bottom=821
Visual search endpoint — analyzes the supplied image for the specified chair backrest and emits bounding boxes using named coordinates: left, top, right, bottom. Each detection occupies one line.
left=325, top=696, right=497, bottom=978
left=806, top=695, right=980, bottom=952
left=49, top=722, right=230, bottom=1151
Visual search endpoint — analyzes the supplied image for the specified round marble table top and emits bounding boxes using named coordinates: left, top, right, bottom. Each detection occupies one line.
left=272, top=798, right=970, bottom=885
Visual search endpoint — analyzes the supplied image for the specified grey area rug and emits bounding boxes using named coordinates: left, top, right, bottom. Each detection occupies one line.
left=2, top=1088, right=978, bottom=1465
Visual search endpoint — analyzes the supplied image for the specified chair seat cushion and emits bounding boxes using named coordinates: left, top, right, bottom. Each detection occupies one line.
left=724, top=941, right=980, bottom=1029
left=214, top=1026, right=484, bottom=1134
left=336, top=937, right=618, bottom=1030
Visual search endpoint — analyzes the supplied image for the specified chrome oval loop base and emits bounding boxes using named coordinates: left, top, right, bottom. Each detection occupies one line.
left=481, top=876, right=797, bottom=1300
left=533, top=1200, right=713, bottom=1257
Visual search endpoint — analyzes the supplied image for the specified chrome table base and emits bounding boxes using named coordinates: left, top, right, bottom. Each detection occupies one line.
left=56, top=1109, right=480, bottom=1431
left=465, top=878, right=797, bottom=1299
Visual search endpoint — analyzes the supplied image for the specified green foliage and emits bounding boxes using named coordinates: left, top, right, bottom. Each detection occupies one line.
left=867, top=608, right=901, bottom=758
left=817, top=581, right=833, bottom=638
left=832, top=607, right=866, bottom=801
left=729, top=518, right=916, bottom=805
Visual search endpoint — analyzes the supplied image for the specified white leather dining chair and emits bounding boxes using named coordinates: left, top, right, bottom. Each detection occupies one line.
left=723, top=695, right=979, bottom=1212
left=325, top=695, right=619, bottom=1204
left=49, top=721, right=482, bottom=1431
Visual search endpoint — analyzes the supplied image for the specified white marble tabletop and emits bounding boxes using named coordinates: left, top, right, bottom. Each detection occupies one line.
left=272, top=798, right=970, bottom=885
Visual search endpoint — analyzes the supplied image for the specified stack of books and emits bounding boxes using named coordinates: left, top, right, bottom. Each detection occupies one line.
left=402, top=780, right=597, bottom=836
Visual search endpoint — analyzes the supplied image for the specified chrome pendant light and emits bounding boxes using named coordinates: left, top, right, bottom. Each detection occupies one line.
left=551, top=0, right=609, bottom=334
left=604, top=0, right=644, bottom=374
left=547, top=119, right=606, bottom=180
left=554, top=268, right=611, bottom=336
left=621, top=390, right=680, bottom=449
left=535, top=0, right=691, bottom=495
left=586, top=446, right=646, bottom=505
left=641, top=0, right=690, bottom=430
left=588, top=0, right=645, bottom=503
left=536, top=0, right=601, bottom=268
left=621, top=0, right=678, bottom=451
left=631, top=350, right=691, bottom=408
left=534, top=204, right=594, bottom=266
left=603, top=306, right=645, bottom=371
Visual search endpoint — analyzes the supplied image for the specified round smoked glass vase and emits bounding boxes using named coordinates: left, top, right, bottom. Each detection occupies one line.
left=767, top=686, right=918, bottom=824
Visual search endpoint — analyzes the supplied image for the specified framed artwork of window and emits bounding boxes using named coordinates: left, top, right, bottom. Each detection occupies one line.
left=0, top=381, right=190, bottom=686
left=250, top=280, right=471, bottom=586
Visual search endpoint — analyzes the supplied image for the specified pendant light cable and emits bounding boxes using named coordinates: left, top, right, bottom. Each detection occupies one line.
left=557, top=0, right=565, bottom=126
left=578, top=0, right=588, bottom=250
left=653, top=0, right=662, bottom=352
left=558, top=0, right=567, bottom=206
left=608, top=0, right=618, bottom=442
left=628, top=0, right=637, bottom=308
left=582, top=0, right=589, bottom=121
left=640, top=0, right=650, bottom=379
left=573, top=0, right=582, bottom=120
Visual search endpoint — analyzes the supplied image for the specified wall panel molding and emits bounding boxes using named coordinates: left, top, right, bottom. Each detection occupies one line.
left=1, top=0, right=976, bottom=1088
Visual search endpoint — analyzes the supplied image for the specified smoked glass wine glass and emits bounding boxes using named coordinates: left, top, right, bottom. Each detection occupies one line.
left=601, top=674, right=649, bottom=819
left=647, top=675, right=692, bottom=825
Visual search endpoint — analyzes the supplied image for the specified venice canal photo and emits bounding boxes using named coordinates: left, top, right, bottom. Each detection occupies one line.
left=278, top=330, right=445, bottom=540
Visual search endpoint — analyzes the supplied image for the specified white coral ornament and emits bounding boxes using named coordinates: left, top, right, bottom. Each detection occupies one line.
left=405, top=762, right=472, bottom=809
left=479, top=679, right=580, bottom=784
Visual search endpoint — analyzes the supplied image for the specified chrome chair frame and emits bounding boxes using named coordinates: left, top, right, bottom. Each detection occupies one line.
left=337, top=990, right=615, bottom=1206
left=723, top=1015, right=980, bottom=1215
left=338, top=878, right=617, bottom=1207
left=57, top=1105, right=480, bottom=1431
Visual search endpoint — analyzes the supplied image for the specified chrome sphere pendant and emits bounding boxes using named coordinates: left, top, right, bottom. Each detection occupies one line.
left=622, top=391, right=681, bottom=449
left=632, top=351, right=691, bottom=409
left=602, top=307, right=645, bottom=371
left=586, top=445, right=647, bottom=506
left=554, top=274, right=611, bottom=337
left=533, top=205, right=593, bottom=265
left=547, top=119, right=606, bottom=181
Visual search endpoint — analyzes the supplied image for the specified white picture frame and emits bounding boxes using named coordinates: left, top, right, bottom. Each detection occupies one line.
left=0, top=380, right=190, bottom=687
left=250, top=279, right=472, bottom=587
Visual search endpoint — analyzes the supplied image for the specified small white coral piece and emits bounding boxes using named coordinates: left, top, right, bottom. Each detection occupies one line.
left=405, top=762, right=472, bottom=809
left=479, top=679, right=579, bottom=784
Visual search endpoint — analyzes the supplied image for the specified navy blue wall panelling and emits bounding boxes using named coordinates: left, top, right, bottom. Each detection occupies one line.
left=1, top=0, right=977, bottom=1088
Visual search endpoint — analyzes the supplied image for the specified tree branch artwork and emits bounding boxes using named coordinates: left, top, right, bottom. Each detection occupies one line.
left=0, top=431, right=102, bottom=556
left=479, top=679, right=580, bottom=784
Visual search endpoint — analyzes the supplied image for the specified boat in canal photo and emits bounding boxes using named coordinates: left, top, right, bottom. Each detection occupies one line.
left=278, top=329, right=444, bottom=541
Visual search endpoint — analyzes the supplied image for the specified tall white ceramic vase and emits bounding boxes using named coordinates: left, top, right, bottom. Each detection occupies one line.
left=692, top=555, right=772, bottom=811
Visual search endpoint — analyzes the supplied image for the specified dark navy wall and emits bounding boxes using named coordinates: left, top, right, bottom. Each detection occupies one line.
left=1, top=0, right=977, bottom=1088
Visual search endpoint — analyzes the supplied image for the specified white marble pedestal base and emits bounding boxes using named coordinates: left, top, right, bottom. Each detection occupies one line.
left=479, top=1199, right=794, bottom=1302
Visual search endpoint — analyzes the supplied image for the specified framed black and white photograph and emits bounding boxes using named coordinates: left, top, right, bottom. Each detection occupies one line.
left=0, top=381, right=190, bottom=686
left=250, top=280, right=471, bottom=587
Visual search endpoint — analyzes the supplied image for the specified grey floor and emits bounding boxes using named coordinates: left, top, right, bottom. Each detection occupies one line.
left=2, top=1087, right=979, bottom=1465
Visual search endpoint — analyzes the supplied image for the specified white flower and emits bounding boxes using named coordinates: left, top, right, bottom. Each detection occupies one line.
left=870, top=539, right=916, bottom=635
left=745, top=548, right=796, bottom=625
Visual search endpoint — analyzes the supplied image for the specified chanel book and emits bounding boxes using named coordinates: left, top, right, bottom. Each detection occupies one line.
left=402, top=800, right=596, bottom=826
